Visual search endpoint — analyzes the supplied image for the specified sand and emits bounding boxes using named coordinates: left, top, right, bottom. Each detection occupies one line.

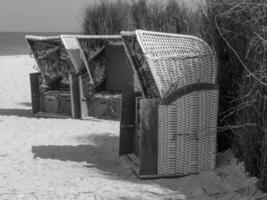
left=0, top=55, right=266, bottom=200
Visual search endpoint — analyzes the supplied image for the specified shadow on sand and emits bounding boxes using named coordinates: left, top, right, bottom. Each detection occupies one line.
left=18, top=102, right=32, bottom=107
left=0, top=107, right=110, bottom=122
left=32, top=134, right=188, bottom=198
left=32, top=134, right=131, bottom=177
left=0, top=108, right=34, bottom=118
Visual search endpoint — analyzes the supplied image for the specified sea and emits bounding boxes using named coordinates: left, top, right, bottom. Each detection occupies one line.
left=0, top=32, right=79, bottom=56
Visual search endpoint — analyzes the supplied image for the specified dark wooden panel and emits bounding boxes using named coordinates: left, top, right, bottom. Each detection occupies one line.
left=139, top=99, right=160, bottom=176
left=39, top=93, right=45, bottom=112
left=86, top=97, right=95, bottom=117
left=134, top=97, right=142, bottom=157
left=30, top=73, right=41, bottom=114
left=43, top=94, right=59, bottom=113
left=78, top=75, right=89, bottom=119
left=119, top=92, right=139, bottom=155
left=86, top=95, right=121, bottom=120
left=59, top=95, right=72, bottom=116
left=104, top=45, right=134, bottom=92
left=69, top=73, right=81, bottom=119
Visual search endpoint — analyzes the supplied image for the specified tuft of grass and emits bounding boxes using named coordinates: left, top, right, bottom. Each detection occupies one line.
left=208, top=0, right=267, bottom=190
left=81, top=0, right=132, bottom=35
left=81, top=0, right=208, bottom=37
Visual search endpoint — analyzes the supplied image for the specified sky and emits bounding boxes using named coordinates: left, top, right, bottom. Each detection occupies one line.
left=0, top=0, right=90, bottom=32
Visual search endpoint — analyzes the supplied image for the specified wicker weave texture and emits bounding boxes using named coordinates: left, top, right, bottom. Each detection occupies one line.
left=135, top=30, right=216, bottom=99
left=158, top=89, right=218, bottom=176
left=136, top=30, right=213, bottom=58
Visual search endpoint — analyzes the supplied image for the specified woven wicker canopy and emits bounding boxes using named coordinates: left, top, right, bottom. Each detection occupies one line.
left=121, top=30, right=217, bottom=101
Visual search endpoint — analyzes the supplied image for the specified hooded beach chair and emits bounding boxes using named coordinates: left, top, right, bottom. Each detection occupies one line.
left=65, top=34, right=135, bottom=120
left=119, top=30, right=219, bottom=178
left=25, top=35, right=86, bottom=118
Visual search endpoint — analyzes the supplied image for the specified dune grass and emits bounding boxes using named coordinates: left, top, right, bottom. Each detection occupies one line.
left=209, top=0, right=267, bottom=190
left=81, top=0, right=206, bottom=36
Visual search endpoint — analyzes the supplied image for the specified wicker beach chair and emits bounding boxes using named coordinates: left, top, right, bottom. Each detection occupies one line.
left=62, top=35, right=135, bottom=120
left=25, top=35, right=86, bottom=118
left=119, top=30, right=219, bottom=178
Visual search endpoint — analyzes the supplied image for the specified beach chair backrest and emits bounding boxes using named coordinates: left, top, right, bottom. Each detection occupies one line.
left=25, top=35, right=74, bottom=85
left=74, top=35, right=134, bottom=91
left=121, top=30, right=217, bottom=101
left=61, top=35, right=87, bottom=75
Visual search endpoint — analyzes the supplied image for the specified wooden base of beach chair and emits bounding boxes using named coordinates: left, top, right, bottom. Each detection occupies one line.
left=30, top=72, right=81, bottom=119
left=86, top=93, right=122, bottom=120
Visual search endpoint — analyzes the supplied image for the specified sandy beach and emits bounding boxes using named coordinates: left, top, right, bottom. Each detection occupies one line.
left=0, top=55, right=266, bottom=200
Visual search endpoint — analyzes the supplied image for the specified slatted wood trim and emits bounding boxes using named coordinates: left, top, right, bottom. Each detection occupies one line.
left=69, top=73, right=81, bottom=119
left=30, top=73, right=41, bottom=114
left=139, top=98, right=160, bottom=176
left=119, top=92, right=141, bottom=155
